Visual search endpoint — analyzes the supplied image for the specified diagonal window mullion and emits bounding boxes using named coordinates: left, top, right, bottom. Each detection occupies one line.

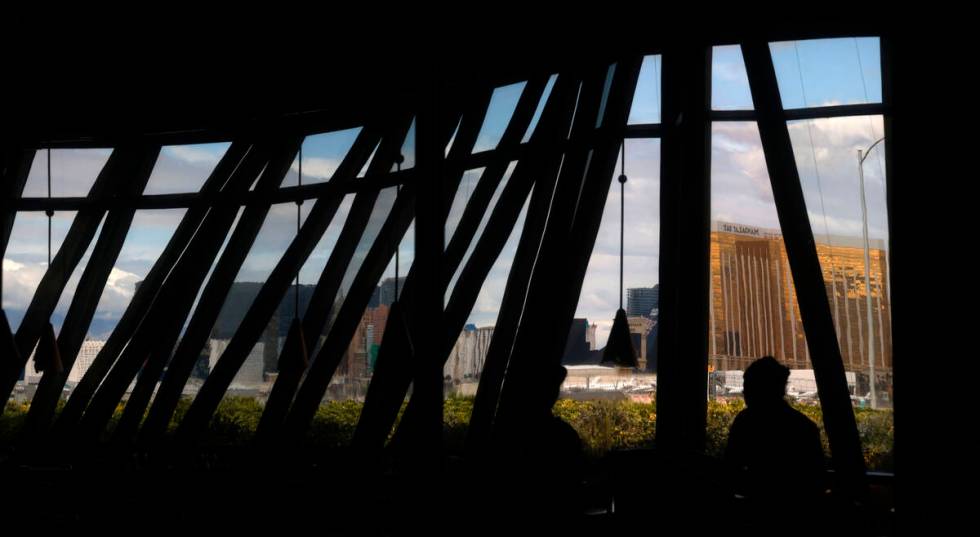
left=20, top=145, right=161, bottom=442
left=54, top=142, right=254, bottom=434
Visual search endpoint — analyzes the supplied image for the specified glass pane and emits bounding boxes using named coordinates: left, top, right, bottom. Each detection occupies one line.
left=709, top=121, right=820, bottom=463
left=282, top=128, right=362, bottom=188
left=522, top=74, right=558, bottom=143
left=391, top=120, right=416, bottom=172
left=596, top=64, right=617, bottom=128
left=442, top=188, right=532, bottom=455
left=358, top=140, right=381, bottom=178
left=712, top=45, right=754, bottom=111
left=628, top=55, right=662, bottom=124
left=770, top=37, right=882, bottom=109
left=298, top=195, right=355, bottom=293
left=5, top=211, right=79, bottom=393
left=3, top=211, right=79, bottom=333
left=182, top=208, right=245, bottom=340
left=178, top=207, right=245, bottom=390
left=69, top=209, right=186, bottom=385
left=378, top=215, right=413, bottom=311
left=710, top=122, right=805, bottom=373
left=53, top=216, right=107, bottom=331
left=564, top=139, right=660, bottom=396
left=788, top=115, right=891, bottom=411
left=329, top=193, right=411, bottom=403
left=206, top=203, right=310, bottom=393
left=145, top=143, right=231, bottom=194
left=473, top=82, right=527, bottom=153
left=445, top=168, right=486, bottom=251
left=445, top=116, right=463, bottom=157
left=342, top=186, right=399, bottom=295
left=302, top=207, right=413, bottom=448
left=23, top=149, right=112, bottom=197
left=567, top=82, right=584, bottom=139
left=314, top=184, right=402, bottom=404
left=457, top=188, right=530, bottom=331
left=446, top=163, right=516, bottom=306
left=710, top=120, right=894, bottom=472
left=258, top=197, right=357, bottom=394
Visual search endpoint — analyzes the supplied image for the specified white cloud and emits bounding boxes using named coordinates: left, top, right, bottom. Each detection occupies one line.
left=711, top=117, right=888, bottom=241
left=106, top=267, right=139, bottom=297
left=3, top=259, right=46, bottom=310
left=23, top=149, right=111, bottom=198
left=2, top=257, right=141, bottom=315
left=165, top=144, right=227, bottom=166
left=291, top=157, right=342, bottom=181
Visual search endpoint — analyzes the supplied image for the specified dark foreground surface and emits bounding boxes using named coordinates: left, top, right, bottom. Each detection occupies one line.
left=0, top=447, right=894, bottom=535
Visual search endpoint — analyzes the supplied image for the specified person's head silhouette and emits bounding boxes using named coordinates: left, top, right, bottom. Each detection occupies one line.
left=537, top=364, right=567, bottom=414
left=743, top=356, right=790, bottom=408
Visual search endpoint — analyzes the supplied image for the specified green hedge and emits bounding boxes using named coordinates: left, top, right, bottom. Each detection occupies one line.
left=1, top=396, right=894, bottom=471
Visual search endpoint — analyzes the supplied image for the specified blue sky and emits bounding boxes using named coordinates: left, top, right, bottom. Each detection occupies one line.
left=3, top=38, right=887, bottom=350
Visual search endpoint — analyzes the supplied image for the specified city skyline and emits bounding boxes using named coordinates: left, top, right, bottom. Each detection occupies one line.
left=3, top=39, right=888, bottom=365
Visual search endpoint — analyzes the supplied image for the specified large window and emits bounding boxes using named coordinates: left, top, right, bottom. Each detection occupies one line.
left=0, top=43, right=892, bottom=475
left=708, top=39, right=893, bottom=471
left=563, top=139, right=660, bottom=398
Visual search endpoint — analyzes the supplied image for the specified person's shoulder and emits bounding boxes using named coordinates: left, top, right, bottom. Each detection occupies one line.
left=548, top=415, right=580, bottom=437
left=730, top=406, right=755, bottom=428
left=784, top=404, right=820, bottom=433
left=545, top=416, right=582, bottom=449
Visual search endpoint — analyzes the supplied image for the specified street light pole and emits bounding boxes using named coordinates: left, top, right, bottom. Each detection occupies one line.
left=857, top=136, right=884, bottom=409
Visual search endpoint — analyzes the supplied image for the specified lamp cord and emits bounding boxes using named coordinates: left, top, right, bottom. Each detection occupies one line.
left=295, top=145, right=302, bottom=320
left=619, top=142, right=626, bottom=311
left=47, top=148, right=53, bottom=267
left=395, top=159, right=401, bottom=301
left=795, top=42, right=840, bottom=339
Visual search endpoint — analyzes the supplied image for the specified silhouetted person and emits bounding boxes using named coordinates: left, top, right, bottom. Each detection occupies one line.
left=483, top=364, right=586, bottom=529
left=726, top=356, right=826, bottom=535
left=526, top=365, right=586, bottom=493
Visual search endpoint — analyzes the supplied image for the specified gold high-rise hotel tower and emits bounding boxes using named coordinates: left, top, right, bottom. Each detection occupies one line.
left=709, top=221, right=892, bottom=380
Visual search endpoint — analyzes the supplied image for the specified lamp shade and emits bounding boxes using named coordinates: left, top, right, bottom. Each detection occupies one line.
left=601, top=308, right=637, bottom=368
left=277, top=316, right=309, bottom=376
left=1, top=309, right=22, bottom=368
left=390, top=300, right=413, bottom=356
left=33, top=321, right=63, bottom=374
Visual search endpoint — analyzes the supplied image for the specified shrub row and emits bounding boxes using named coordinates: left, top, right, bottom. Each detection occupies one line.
left=2, top=396, right=893, bottom=471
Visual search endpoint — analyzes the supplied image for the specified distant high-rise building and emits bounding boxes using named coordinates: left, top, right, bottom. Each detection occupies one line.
left=627, top=316, right=655, bottom=371
left=370, top=276, right=406, bottom=308
left=68, top=339, right=106, bottom=384
left=189, top=277, right=411, bottom=383
left=202, top=282, right=330, bottom=375
left=445, top=325, right=494, bottom=383
left=709, top=221, right=892, bottom=383
left=627, top=286, right=660, bottom=318
left=26, top=338, right=107, bottom=384
left=209, top=338, right=265, bottom=388
left=585, top=322, right=597, bottom=351
left=562, top=318, right=602, bottom=366
left=339, top=304, right=391, bottom=380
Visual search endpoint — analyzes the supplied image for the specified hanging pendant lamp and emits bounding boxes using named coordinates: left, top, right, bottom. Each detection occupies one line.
left=278, top=146, right=310, bottom=376
left=376, top=154, right=414, bottom=372
left=601, top=143, right=638, bottom=369
left=0, top=311, right=19, bottom=367
left=34, top=148, right=63, bottom=374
